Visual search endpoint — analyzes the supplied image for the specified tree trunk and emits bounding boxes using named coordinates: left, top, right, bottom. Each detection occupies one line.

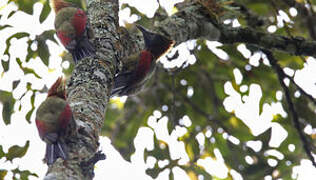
left=44, top=0, right=316, bottom=179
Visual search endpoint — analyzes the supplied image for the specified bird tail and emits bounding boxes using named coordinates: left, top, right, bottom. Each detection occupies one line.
left=71, top=38, right=95, bottom=64
left=111, top=72, right=134, bottom=97
left=45, top=141, right=68, bottom=165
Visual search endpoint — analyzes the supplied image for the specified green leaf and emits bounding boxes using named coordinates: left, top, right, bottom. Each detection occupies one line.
left=25, top=40, right=37, bottom=63
left=4, top=32, right=30, bottom=68
left=7, top=11, right=16, bottom=19
left=0, top=145, right=5, bottom=158
left=25, top=93, right=35, bottom=123
left=61, top=52, right=75, bottom=76
left=39, top=30, right=57, bottom=43
left=16, top=58, right=41, bottom=78
left=12, top=80, right=20, bottom=90
left=1, top=60, right=9, bottom=72
left=0, top=90, right=15, bottom=125
left=275, top=51, right=304, bottom=69
left=8, top=0, right=40, bottom=15
left=256, top=127, right=272, bottom=150
left=0, top=25, right=12, bottom=31
left=39, top=0, right=51, bottom=23
left=0, top=169, right=8, bottom=180
left=35, top=30, right=57, bottom=66
left=38, top=42, right=50, bottom=65
left=6, top=141, right=30, bottom=162
left=12, top=168, right=38, bottom=180
left=121, top=3, right=152, bottom=26
left=25, top=108, right=34, bottom=123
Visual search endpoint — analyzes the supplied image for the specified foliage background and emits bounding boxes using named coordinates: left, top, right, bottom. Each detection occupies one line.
left=0, top=0, right=316, bottom=179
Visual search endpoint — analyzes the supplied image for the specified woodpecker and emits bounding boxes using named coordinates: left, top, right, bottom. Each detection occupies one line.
left=111, top=25, right=175, bottom=96
left=52, top=0, right=95, bottom=63
left=35, top=77, right=72, bottom=165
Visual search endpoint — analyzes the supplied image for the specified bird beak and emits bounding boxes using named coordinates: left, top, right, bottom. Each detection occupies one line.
left=136, top=25, right=154, bottom=39
left=136, top=25, right=149, bottom=35
left=136, top=25, right=155, bottom=48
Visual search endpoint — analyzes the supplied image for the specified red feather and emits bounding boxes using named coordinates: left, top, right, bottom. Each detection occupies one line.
left=110, top=26, right=175, bottom=96
left=72, top=9, right=87, bottom=36
left=55, top=8, right=95, bottom=63
left=58, top=104, right=72, bottom=129
left=35, top=77, right=72, bottom=164
left=135, top=50, right=153, bottom=79
left=56, top=9, right=87, bottom=47
left=57, top=31, right=72, bottom=47
left=35, top=119, right=47, bottom=139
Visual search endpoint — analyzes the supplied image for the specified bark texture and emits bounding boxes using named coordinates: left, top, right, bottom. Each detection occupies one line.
left=123, top=1, right=316, bottom=62
left=157, top=2, right=316, bottom=57
left=44, top=0, right=316, bottom=179
left=44, top=0, right=120, bottom=179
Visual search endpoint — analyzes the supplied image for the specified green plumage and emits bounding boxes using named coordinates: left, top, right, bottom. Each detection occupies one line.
left=36, top=97, right=68, bottom=136
left=63, top=0, right=87, bottom=10
left=111, top=52, right=157, bottom=96
left=54, top=7, right=78, bottom=34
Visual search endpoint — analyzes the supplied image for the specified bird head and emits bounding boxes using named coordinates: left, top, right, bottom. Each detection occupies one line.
left=47, top=77, right=66, bottom=99
left=136, top=25, right=175, bottom=60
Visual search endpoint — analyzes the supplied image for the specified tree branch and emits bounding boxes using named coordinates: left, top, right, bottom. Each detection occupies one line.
left=42, top=1, right=316, bottom=178
left=231, top=2, right=267, bottom=27
left=263, top=49, right=316, bottom=167
left=44, top=0, right=121, bottom=179
left=121, top=2, right=316, bottom=74
left=283, top=72, right=316, bottom=106
left=155, top=2, right=316, bottom=57
left=281, top=0, right=316, bottom=40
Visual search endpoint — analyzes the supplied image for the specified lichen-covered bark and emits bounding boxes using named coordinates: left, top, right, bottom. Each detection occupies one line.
left=123, top=1, right=316, bottom=65
left=44, top=0, right=316, bottom=179
left=218, top=26, right=316, bottom=57
left=157, top=2, right=316, bottom=57
left=44, top=0, right=120, bottom=179
left=157, top=2, right=221, bottom=44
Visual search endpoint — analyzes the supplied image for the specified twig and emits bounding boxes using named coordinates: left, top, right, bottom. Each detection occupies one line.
left=256, top=1, right=316, bottom=104
left=231, top=2, right=266, bottom=27
left=253, top=5, right=314, bottom=102
left=269, top=0, right=306, bottom=63
left=283, top=72, right=316, bottom=106
left=263, top=49, right=316, bottom=167
left=262, top=0, right=316, bottom=104
left=281, top=0, right=316, bottom=40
